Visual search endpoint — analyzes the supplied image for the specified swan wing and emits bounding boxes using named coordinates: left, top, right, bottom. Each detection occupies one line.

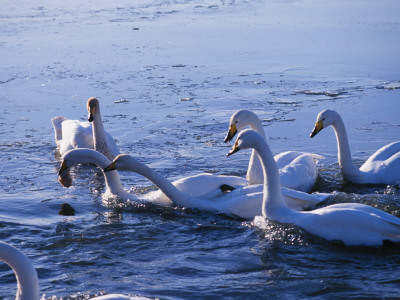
left=361, top=141, right=400, bottom=167
left=171, top=173, right=248, bottom=198
left=56, top=119, right=93, bottom=154
left=280, top=187, right=331, bottom=211
left=359, top=142, right=400, bottom=184
left=105, top=130, right=120, bottom=157
left=223, top=192, right=263, bottom=219
left=274, top=151, right=324, bottom=169
left=278, top=154, right=319, bottom=192
left=51, top=116, right=67, bottom=143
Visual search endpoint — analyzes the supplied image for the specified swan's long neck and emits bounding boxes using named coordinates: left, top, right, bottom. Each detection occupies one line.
left=331, top=117, right=362, bottom=180
left=247, top=116, right=267, bottom=185
left=252, top=136, right=290, bottom=220
left=126, top=160, right=192, bottom=207
left=92, top=112, right=114, bottom=161
left=69, top=150, right=128, bottom=198
left=0, top=242, right=40, bottom=300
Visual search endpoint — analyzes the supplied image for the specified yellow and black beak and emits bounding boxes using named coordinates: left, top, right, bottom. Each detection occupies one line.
left=103, top=161, right=116, bottom=172
left=310, top=120, right=323, bottom=138
left=224, top=123, right=237, bottom=143
left=226, top=140, right=240, bottom=156
left=58, top=161, right=68, bottom=175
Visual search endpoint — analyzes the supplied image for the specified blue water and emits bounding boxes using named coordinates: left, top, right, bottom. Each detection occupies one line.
left=1, top=0, right=400, bottom=298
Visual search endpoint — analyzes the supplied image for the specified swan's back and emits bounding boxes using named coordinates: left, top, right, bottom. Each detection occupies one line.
left=359, top=141, right=400, bottom=184
left=144, top=173, right=248, bottom=204
left=277, top=153, right=319, bottom=193
left=169, top=173, right=247, bottom=198
left=61, top=120, right=93, bottom=151
left=51, top=117, right=94, bottom=155
left=91, top=294, right=152, bottom=300
left=296, top=203, right=400, bottom=246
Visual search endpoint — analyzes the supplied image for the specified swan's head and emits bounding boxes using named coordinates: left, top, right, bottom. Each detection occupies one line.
left=58, top=149, right=110, bottom=188
left=224, top=109, right=258, bottom=143
left=310, top=109, right=340, bottom=138
left=58, top=159, right=73, bottom=188
left=104, top=154, right=141, bottom=173
left=87, top=97, right=100, bottom=122
left=227, top=129, right=261, bottom=156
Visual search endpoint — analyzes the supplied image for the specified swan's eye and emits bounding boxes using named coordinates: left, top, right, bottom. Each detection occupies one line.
left=235, top=121, right=238, bottom=124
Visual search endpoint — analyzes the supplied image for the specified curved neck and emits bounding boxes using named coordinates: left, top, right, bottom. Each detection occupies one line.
left=331, top=117, right=361, bottom=179
left=0, top=242, right=40, bottom=300
left=67, top=149, right=127, bottom=197
left=91, top=112, right=113, bottom=161
left=246, top=114, right=266, bottom=185
left=127, top=160, right=192, bottom=207
left=104, top=170, right=130, bottom=198
left=252, top=137, right=289, bottom=219
left=247, top=114, right=266, bottom=139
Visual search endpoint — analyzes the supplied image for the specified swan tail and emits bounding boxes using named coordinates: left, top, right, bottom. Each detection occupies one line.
left=51, top=116, right=67, bottom=143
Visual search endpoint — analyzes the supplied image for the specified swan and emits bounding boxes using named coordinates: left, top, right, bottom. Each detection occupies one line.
left=51, top=97, right=119, bottom=160
left=58, top=149, right=249, bottom=206
left=103, top=154, right=331, bottom=218
left=227, top=129, right=400, bottom=246
left=87, top=97, right=119, bottom=160
left=0, top=242, right=150, bottom=300
left=224, top=109, right=323, bottom=192
left=0, top=241, right=39, bottom=300
left=310, top=109, right=400, bottom=185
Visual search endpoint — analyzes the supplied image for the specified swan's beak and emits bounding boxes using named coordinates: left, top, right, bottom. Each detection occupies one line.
left=58, top=161, right=68, bottom=175
left=226, top=140, right=240, bottom=156
left=88, top=111, right=94, bottom=122
left=103, top=161, right=116, bottom=172
left=87, top=97, right=97, bottom=122
left=224, top=123, right=237, bottom=143
left=58, top=161, right=72, bottom=188
left=310, top=120, right=323, bottom=138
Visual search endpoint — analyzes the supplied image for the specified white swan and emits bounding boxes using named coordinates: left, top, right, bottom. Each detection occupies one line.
left=51, top=97, right=119, bottom=160
left=103, top=154, right=331, bottom=218
left=58, top=149, right=249, bottom=206
left=227, top=129, right=400, bottom=246
left=0, top=241, right=39, bottom=300
left=87, top=97, right=119, bottom=160
left=224, top=109, right=323, bottom=192
left=310, top=109, right=400, bottom=185
left=0, top=242, right=153, bottom=300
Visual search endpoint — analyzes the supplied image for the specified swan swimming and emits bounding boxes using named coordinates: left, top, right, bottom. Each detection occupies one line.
left=103, top=154, right=330, bottom=218
left=310, top=109, right=400, bottom=185
left=51, top=97, right=119, bottom=160
left=227, top=129, right=400, bottom=246
left=58, top=148, right=249, bottom=207
left=225, top=109, right=323, bottom=192
left=0, top=241, right=152, bottom=300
